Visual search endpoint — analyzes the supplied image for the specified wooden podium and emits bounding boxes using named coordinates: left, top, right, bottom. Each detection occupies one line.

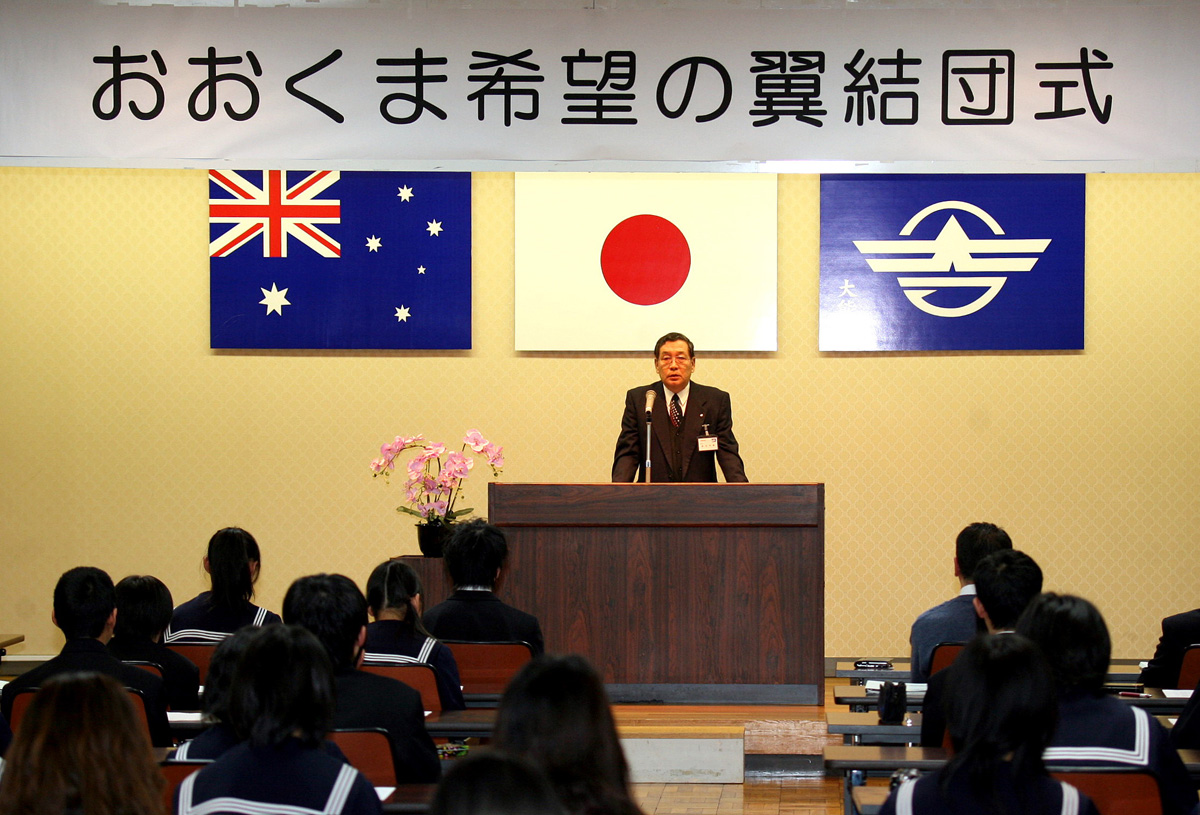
left=419, top=482, right=824, bottom=704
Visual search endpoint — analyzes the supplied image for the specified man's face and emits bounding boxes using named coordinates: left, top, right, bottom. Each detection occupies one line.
left=655, top=340, right=695, bottom=394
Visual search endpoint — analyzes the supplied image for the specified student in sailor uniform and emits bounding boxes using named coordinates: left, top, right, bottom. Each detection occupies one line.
left=171, top=627, right=256, bottom=761
left=1017, top=593, right=1200, bottom=815
left=881, top=635, right=1098, bottom=815
left=174, top=625, right=380, bottom=815
left=283, top=573, right=441, bottom=784
left=363, top=559, right=465, bottom=710
left=165, top=527, right=281, bottom=645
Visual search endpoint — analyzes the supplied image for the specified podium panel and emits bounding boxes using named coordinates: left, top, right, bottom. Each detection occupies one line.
left=474, top=482, right=826, bottom=704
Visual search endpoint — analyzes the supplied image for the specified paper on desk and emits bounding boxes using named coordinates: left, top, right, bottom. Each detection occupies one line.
left=1163, top=689, right=1193, bottom=698
left=375, top=787, right=395, bottom=801
left=167, top=711, right=205, bottom=724
left=866, top=680, right=927, bottom=693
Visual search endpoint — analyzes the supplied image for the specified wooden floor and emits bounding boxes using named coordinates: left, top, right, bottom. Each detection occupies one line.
left=620, top=681, right=849, bottom=815
left=633, top=778, right=843, bottom=815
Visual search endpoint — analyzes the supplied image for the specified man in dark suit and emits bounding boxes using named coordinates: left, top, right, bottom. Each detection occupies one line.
left=1139, top=608, right=1200, bottom=689
left=0, top=566, right=173, bottom=746
left=612, top=332, right=747, bottom=483
left=423, top=520, right=544, bottom=655
left=283, top=573, right=441, bottom=784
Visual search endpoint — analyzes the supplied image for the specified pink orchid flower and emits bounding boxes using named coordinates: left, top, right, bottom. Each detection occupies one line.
left=463, top=429, right=489, bottom=453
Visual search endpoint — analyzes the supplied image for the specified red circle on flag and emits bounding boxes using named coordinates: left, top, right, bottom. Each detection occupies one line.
left=600, top=214, right=691, bottom=306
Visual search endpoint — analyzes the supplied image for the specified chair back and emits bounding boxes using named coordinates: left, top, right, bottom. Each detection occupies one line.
left=8, top=687, right=38, bottom=734
left=328, top=728, right=397, bottom=787
left=1049, top=768, right=1163, bottom=815
left=929, top=642, right=966, bottom=677
left=125, top=660, right=164, bottom=678
left=166, top=644, right=216, bottom=684
left=442, top=640, right=534, bottom=695
left=9, top=685, right=151, bottom=743
left=159, top=761, right=209, bottom=812
left=1177, top=644, right=1200, bottom=690
left=360, top=661, right=442, bottom=712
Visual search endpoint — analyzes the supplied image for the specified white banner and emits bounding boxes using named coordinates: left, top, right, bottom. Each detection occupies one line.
left=1, top=2, right=1197, bottom=166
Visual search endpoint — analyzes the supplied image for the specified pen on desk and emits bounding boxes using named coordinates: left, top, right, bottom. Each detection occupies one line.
left=1118, top=691, right=1151, bottom=698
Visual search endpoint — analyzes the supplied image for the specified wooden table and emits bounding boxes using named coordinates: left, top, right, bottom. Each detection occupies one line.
left=424, top=707, right=495, bottom=739
left=382, top=784, right=436, bottom=813
left=826, top=711, right=922, bottom=745
left=834, top=685, right=1188, bottom=714
left=836, top=657, right=1146, bottom=686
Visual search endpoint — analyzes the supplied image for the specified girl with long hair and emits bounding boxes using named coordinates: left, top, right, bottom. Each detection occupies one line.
left=165, top=527, right=281, bottom=644
left=493, top=654, right=641, bottom=815
left=0, top=672, right=164, bottom=815
left=363, top=559, right=465, bottom=710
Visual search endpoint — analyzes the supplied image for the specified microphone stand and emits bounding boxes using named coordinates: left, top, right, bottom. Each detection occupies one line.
left=644, top=411, right=653, bottom=483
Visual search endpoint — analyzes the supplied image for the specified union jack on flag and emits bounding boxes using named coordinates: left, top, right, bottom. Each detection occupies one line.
left=209, top=170, right=472, bottom=349
left=209, top=170, right=342, bottom=258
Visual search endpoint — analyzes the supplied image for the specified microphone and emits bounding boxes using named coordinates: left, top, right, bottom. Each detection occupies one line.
left=644, top=389, right=657, bottom=418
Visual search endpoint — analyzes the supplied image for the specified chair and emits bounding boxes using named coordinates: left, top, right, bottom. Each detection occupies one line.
left=328, top=728, right=397, bottom=787
left=159, top=760, right=209, bottom=812
left=124, top=660, right=164, bottom=678
left=1049, top=768, right=1163, bottom=815
left=441, top=640, right=534, bottom=695
left=1176, top=645, right=1200, bottom=690
left=166, top=644, right=216, bottom=684
left=8, top=685, right=151, bottom=742
left=360, top=661, right=442, bottom=712
left=929, top=642, right=966, bottom=677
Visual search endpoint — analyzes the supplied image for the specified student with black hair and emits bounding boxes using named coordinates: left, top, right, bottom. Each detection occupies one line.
left=174, top=624, right=381, bottom=815
left=0, top=566, right=172, bottom=747
left=165, top=527, right=281, bottom=644
left=172, top=626, right=258, bottom=760
left=364, top=559, right=465, bottom=710
left=430, top=752, right=566, bottom=815
left=909, top=522, right=1013, bottom=683
left=283, top=573, right=441, bottom=784
left=423, top=520, right=544, bottom=655
left=881, top=635, right=1099, bottom=815
left=1017, top=593, right=1198, bottom=815
left=108, top=574, right=200, bottom=710
left=494, top=655, right=641, bottom=815
left=920, top=549, right=1044, bottom=748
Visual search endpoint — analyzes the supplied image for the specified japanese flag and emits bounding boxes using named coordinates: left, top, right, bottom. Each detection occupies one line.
left=515, top=173, right=777, bottom=351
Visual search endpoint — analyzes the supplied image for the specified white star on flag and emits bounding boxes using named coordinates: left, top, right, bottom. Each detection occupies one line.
left=398, top=186, right=414, bottom=202
left=426, top=220, right=443, bottom=237
left=395, top=305, right=411, bottom=322
left=366, top=235, right=382, bottom=252
left=260, top=283, right=290, bottom=316
left=417, top=265, right=427, bottom=274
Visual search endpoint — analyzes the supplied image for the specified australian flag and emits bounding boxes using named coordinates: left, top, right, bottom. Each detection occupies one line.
left=209, top=170, right=471, bottom=349
left=819, top=174, right=1085, bottom=352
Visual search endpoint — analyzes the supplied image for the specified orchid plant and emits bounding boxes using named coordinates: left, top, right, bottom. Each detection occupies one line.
left=371, top=430, right=504, bottom=525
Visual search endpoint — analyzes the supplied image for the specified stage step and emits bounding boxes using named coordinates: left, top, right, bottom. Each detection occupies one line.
left=618, top=724, right=745, bottom=783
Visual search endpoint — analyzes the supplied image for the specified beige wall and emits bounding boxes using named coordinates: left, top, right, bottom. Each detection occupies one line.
left=1, top=168, right=1197, bottom=662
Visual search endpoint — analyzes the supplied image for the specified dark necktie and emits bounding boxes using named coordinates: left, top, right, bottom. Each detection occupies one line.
left=669, top=394, right=682, bottom=428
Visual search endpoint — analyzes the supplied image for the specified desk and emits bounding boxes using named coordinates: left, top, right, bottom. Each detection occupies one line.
left=424, top=708, right=495, bottom=739
left=836, top=658, right=1146, bottom=686
left=167, top=708, right=495, bottom=742
left=0, top=634, right=24, bottom=664
left=834, top=685, right=1188, bottom=715
left=826, top=711, right=922, bottom=745
left=382, top=784, right=436, bottom=813
left=824, top=745, right=948, bottom=814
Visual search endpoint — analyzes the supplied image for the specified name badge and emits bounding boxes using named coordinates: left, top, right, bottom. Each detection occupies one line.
left=697, top=435, right=718, bottom=453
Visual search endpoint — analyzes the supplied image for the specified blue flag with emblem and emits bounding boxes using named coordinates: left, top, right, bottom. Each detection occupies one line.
left=819, top=174, right=1084, bottom=351
left=209, top=170, right=471, bottom=349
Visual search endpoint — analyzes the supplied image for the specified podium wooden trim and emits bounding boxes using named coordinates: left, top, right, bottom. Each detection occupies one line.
left=408, top=482, right=822, bottom=704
